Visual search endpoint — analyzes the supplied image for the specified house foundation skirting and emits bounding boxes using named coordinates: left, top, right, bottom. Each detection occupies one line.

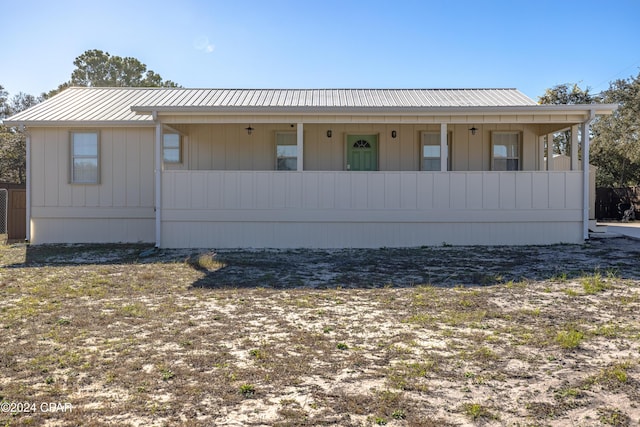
left=161, top=220, right=583, bottom=248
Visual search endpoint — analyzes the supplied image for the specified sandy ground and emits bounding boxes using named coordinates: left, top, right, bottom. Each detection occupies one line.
left=0, top=237, right=639, bottom=426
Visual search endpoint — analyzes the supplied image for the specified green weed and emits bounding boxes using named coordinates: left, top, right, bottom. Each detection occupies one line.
left=555, top=327, right=584, bottom=349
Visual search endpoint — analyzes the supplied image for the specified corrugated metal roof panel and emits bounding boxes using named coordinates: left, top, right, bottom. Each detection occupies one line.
left=4, top=87, right=544, bottom=124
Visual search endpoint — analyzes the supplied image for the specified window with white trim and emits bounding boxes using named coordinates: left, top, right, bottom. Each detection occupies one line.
left=421, top=132, right=450, bottom=171
left=163, top=133, right=182, bottom=163
left=70, top=131, right=99, bottom=184
left=492, top=132, right=520, bottom=171
left=276, top=132, right=297, bottom=171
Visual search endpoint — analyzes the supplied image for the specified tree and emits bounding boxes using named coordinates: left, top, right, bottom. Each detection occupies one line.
left=538, top=83, right=596, bottom=105
left=538, top=83, right=597, bottom=157
left=2, top=50, right=179, bottom=182
left=46, top=49, right=179, bottom=98
left=0, top=85, right=9, bottom=117
left=591, top=72, right=640, bottom=187
left=0, top=85, right=39, bottom=184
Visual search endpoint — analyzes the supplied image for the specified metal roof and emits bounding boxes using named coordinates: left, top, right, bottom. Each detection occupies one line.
left=4, top=87, right=539, bottom=125
left=3, top=87, right=617, bottom=126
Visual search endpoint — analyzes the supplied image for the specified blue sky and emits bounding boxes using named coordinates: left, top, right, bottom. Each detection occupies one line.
left=2, top=0, right=640, bottom=100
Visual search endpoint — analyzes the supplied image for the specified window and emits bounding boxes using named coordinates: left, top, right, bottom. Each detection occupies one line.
left=71, top=131, right=99, bottom=184
left=492, top=132, right=520, bottom=171
left=421, top=132, right=450, bottom=171
left=163, top=133, right=181, bottom=163
left=276, top=132, right=297, bottom=171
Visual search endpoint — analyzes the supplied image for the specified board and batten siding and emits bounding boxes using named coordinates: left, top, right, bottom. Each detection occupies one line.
left=176, top=123, right=541, bottom=172
left=161, top=170, right=583, bottom=248
left=29, top=127, right=155, bottom=244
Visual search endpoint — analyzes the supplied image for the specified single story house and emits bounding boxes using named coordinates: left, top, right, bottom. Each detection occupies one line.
left=3, top=87, right=617, bottom=248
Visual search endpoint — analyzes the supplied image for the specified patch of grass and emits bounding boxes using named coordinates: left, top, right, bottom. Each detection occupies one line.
left=462, top=403, right=497, bottom=421
left=249, top=348, right=267, bottom=360
left=472, top=346, right=499, bottom=361
left=601, top=363, right=630, bottom=384
left=563, top=288, right=580, bottom=297
left=555, top=327, right=584, bottom=349
left=582, top=273, right=611, bottom=294
left=386, top=361, right=433, bottom=391
left=555, top=387, right=583, bottom=399
left=336, top=342, right=349, bottom=350
left=593, top=324, right=619, bottom=338
left=160, top=368, right=175, bottom=381
left=404, top=313, right=436, bottom=325
left=239, top=383, right=255, bottom=397
left=598, top=407, right=630, bottom=426
left=391, top=409, right=406, bottom=420
left=120, top=303, right=148, bottom=318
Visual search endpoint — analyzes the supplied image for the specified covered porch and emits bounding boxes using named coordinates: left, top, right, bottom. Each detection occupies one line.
left=150, top=112, right=598, bottom=248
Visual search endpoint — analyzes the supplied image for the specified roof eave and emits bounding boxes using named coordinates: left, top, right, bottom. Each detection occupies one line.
left=131, top=104, right=618, bottom=116
left=2, top=119, right=154, bottom=128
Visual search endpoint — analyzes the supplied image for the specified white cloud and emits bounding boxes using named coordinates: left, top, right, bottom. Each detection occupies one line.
left=194, top=36, right=215, bottom=53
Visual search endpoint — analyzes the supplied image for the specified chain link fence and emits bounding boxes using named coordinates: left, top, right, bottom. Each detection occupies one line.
left=0, top=189, right=7, bottom=235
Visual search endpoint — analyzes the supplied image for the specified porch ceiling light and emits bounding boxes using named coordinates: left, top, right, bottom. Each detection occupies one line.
left=327, top=130, right=332, bottom=138
left=469, top=126, right=478, bottom=136
left=391, top=130, right=397, bottom=139
left=245, top=125, right=254, bottom=135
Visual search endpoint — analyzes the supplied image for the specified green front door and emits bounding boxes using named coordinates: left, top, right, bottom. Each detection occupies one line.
left=347, top=134, right=378, bottom=171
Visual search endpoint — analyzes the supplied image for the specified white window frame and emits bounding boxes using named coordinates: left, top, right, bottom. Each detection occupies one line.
left=275, top=132, right=297, bottom=171
left=421, top=131, right=451, bottom=171
left=163, top=133, right=182, bottom=164
left=492, top=131, right=521, bottom=171
left=70, top=131, right=100, bottom=184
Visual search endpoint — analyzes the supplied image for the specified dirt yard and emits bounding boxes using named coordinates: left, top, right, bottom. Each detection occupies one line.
left=1, top=237, right=639, bottom=426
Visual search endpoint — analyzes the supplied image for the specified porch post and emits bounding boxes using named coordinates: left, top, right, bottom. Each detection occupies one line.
left=24, top=129, right=31, bottom=242
left=154, top=118, right=162, bottom=247
left=538, top=136, right=546, bottom=170
left=440, top=123, right=448, bottom=171
left=546, top=134, right=554, bottom=170
left=570, top=125, right=579, bottom=170
left=297, top=123, right=304, bottom=171
left=581, top=120, right=591, bottom=240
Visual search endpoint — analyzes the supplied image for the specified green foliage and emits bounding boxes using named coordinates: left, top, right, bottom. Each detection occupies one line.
left=581, top=273, right=611, bottom=294
left=591, top=73, right=640, bottom=187
left=540, top=75, right=640, bottom=187
left=538, top=83, right=596, bottom=157
left=463, top=403, right=497, bottom=420
left=0, top=125, right=26, bottom=183
left=555, top=327, right=584, bottom=349
left=239, top=383, right=255, bottom=397
left=46, top=49, right=179, bottom=98
left=0, top=85, right=38, bottom=183
left=538, top=83, right=596, bottom=105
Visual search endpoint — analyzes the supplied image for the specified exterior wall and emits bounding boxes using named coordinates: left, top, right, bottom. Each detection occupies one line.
left=29, top=127, right=155, bottom=244
left=177, top=123, right=542, bottom=172
left=550, top=155, right=596, bottom=219
left=161, top=170, right=584, bottom=248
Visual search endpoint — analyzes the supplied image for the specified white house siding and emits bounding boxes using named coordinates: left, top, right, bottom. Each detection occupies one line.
left=161, top=170, right=583, bottom=248
left=29, top=127, right=155, bottom=244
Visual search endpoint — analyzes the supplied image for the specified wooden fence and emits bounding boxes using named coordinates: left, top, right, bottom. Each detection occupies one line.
left=596, top=187, right=640, bottom=220
left=0, top=183, right=26, bottom=241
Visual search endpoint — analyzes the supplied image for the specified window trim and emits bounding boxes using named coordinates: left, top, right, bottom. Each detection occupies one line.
left=491, top=131, right=522, bottom=171
left=69, top=130, right=100, bottom=184
left=163, top=133, right=182, bottom=164
left=275, top=131, right=298, bottom=171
